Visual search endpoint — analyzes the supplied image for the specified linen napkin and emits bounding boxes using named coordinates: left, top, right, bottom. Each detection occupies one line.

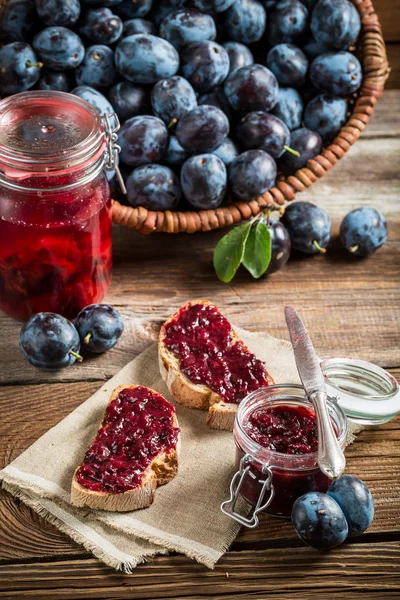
left=0, top=324, right=361, bottom=572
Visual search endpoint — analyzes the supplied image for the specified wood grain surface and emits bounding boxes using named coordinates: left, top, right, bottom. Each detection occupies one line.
left=0, top=95, right=399, bottom=598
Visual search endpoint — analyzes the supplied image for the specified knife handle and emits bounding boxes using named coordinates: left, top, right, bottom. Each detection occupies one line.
left=309, top=391, right=346, bottom=480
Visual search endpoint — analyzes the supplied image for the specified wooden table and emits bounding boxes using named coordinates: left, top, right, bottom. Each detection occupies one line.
left=1, top=89, right=399, bottom=599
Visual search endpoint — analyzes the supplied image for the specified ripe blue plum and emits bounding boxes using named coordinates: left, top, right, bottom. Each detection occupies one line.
left=115, top=34, right=179, bottom=84
left=108, top=81, right=147, bottom=121
left=115, top=0, right=153, bottom=19
left=266, top=44, right=308, bottom=88
left=223, top=0, right=267, bottom=44
left=119, top=115, right=168, bottom=167
left=0, top=0, right=37, bottom=44
left=340, top=207, right=388, bottom=257
left=160, top=10, right=217, bottom=51
left=304, top=94, right=348, bottom=141
left=75, top=46, right=119, bottom=89
left=229, top=150, right=277, bottom=201
left=198, top=88, right=233, bottom=122
left=151, top=76, right=197, bottom=126
left=268, top=0, right=309, bottom=46
left=189, top=0, right=236, bottom=12
left=235, top=112, right=291, bottom=158
left=181, top=41, right=230, bottom=93
left=281, top=201, right=331, bottom=253
left=126, top=165, right=182, bottom=210
left=20, top=313, right=82, bottom=371
left=327, top=476, right=374, bottom=537
left=279, top=128, right=322, bottom=175
left=223, top=42, right=254, bottom=75
left=72, top=85, right=115, bottom=115
left=292, top=492, right=349, bottom=550
left=224, top=64, right=279, bottom=112
left=271, top=87, right=303, bottom=130
left=75, top=304, right=124, bottom=354
left=212, top=138, right=239, bottom=166
left=302, top=34, right=333, bottom=59
left=176, top=105, right=229, bottom=153
left=151, top=1, right=178, bottom=26
left=38, top=70, right=71, bottom=92
left=122, top=18, right=156, bottom=37
left=164, top=136, right=190, bottom=166
left=181, top=154, right=227, bottom=209
left=35, top=0, right=81, bottom=27
left=310, top=51, right=362, bottom=96
left=79, top=8, right=123, bottom=45
left=0, top=42, right=42, bottom=95
left=311, top=0, right=361, bottom=50
left=33, top=27, right=85, bottom=70
left=83, top=0, right=125, bottom=5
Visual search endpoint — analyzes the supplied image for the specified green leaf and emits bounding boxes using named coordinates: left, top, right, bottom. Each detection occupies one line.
left=242, top=221, right=272, bottom=279
left=214, top=222, right=252, bottom=282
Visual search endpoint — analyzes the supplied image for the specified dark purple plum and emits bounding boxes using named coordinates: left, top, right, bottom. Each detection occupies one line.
left=0, top=42, right=42, bottom=95
left=75, top=304, right=124, bottom=354
left=340, top=207, right=388, bottom=257
left=181, top=41, right=230, bottom=93
left=115, top=34, right=179, bottom=84
left=311, top=0, right=361, bottom=50
left=0, top=0, right=37, bottom=44
left=281, top=201, right=331, bottom=253
left=79, top=8, right=123, bottom=45
left=181, top=154, right=227, bottom=209
left=35, top=0, right=81, bottom=27
left=126, top=164, right=182, bottom=210
left=108, top=81, right=147, bottom=121
left=20, top=313, right=81, bottom=371
left=268, top=0, right=309, bottom=46
left=292, top=492, right=348, bottom=550
left=160, top=10, right=217, bottom=51
left=164, top=135, right=190, bottom=166
left=118, top=115, right=168, bottom=167
left=151, top=76, right=197, bottom=126
left=222, top=41, right=254, bottom=75
left=327, top=476, right=374, bottom=537
left=72, top=85, right=115, bottom=115
left=260, top=217, right=291, bottom=274
left=266, top=44, right=308, bottom=88
left=33, top=27, right=85, bottom=70
left=176, top=105, right=229, bottom=153
left=75, top=45, right=119, bottom=89
left=304, top=94, right=348, bottom=141
left=212, top=138, right=239, bottom=166
left=198, top=88, right=234, bottom=122
left=310, top=51, right=362, bottom=96
left=189, top=0, right=236, bottom=12
left=151, top=0, right=178, bottom=26
left=223, top=0, right=267, bottom=44
left=271, top=87, right=303, bottom=130
left=122, top=18, right=156, bottom=37
left=115, top=0, right=153, bottom=19
left=229, top=149, right=277, bottom=201
left=224, top=64, right=279, bottom=112
left=38, top=70, right=72, bottom=92
left=235, top=112, right=291, bottom=158
left=279, top=127, right=322, bottom=174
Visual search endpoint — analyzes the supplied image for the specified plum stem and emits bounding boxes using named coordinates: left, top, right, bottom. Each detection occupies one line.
left=349, top=244, right=359, bottom=253
left=284, top=145, right=301, bottom=157
left=167, top=118, right=177, bottom=129
left=26, top=61, right=43, bottom=68
left=84, top=332, right=92, bottom=344
left=70, top=350, right=83, bottom=362
left=313, top=240, right=327, bottom=254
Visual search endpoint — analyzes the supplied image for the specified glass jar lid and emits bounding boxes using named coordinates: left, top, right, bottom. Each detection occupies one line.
left=320, top=357, right=400, bottom=425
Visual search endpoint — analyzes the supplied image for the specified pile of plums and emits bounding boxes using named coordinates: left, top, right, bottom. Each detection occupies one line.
left=0, top=0, right=363, bottom=212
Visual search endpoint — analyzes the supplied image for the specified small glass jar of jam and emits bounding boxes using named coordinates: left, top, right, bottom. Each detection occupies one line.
left=221, top=385, right=348, bottom=525
left=0, top=90, right=123, bottom=321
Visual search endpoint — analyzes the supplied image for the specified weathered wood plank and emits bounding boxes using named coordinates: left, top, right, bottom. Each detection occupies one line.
left=0, top=543, right=399, bottom=599
left=386, top=44, right=400, bottom=89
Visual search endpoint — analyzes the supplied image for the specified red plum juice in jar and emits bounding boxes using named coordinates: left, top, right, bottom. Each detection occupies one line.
left=222, top=385, right=347, bottom=523
left=0, top=91, right=119, bottom=320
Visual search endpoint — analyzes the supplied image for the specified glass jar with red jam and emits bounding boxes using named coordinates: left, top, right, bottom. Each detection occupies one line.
left=221, top=385, right=347, bottom=524
left=0, top=90, right=121, bottom=321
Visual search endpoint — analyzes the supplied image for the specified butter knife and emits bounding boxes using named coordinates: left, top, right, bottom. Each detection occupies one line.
left=284, top=306, right=346, bottom=480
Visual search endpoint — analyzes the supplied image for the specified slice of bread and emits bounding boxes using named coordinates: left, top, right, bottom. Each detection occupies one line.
left=71, top=384, right=179, bottom=512
left=159, top=300, right=274, bottom=431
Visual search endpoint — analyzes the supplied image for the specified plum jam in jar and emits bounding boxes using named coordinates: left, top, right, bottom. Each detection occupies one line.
left=0, top=90, right=122, bottom=320
left=221, top=385, right=347, bottom=524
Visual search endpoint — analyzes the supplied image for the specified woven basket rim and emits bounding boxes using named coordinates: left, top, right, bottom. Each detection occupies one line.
left=111, top=0, right=390, bottom=235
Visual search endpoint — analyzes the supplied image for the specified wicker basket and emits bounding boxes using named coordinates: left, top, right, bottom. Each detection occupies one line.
left=111, top=0, right=390, bottom=235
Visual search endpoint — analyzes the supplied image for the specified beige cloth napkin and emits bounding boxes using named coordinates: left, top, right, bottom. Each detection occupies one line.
left=0, top=325, right=361, bottom=572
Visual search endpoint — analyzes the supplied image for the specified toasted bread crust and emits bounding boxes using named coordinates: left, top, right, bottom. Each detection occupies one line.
left=159, top=300, right=274, bottom=430
left=71, top=384, right=179, bottom=512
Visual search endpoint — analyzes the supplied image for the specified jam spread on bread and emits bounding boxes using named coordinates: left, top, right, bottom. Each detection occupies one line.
left=76, top=386, right=180, bottom=494
left=163, top=303, right=269, bottom=403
